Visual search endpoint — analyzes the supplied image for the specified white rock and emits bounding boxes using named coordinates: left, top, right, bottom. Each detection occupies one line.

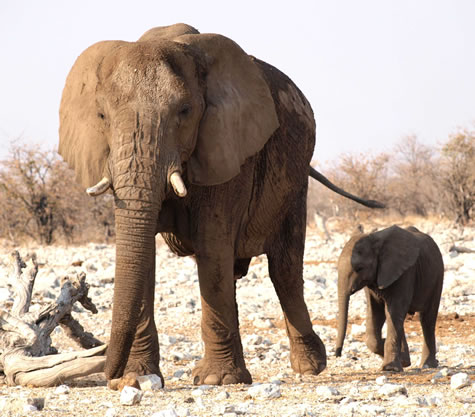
left=120, top=386, right=143, bottom=405
left=54, top=384, right=70, bottom=395
left=23, top=404, right=38, bottom=412
left=248, top=383, right=281, bottom=399
left=136, top=374, right=163, bottom=391
left=425, top=392, right=444, bottom=406
left=315, top=385, right=340, bottom=397
left=191, top=388, right=204, bottom=397
left=451, top=372, right=471, bottom=389
left=378, top=383, right=408, bottom=397
left=176, top=407, right=190, bottom=417
left=105, top=408, right=118, bottom=417
left=152, top=409, right=179, bottom=417
left=375, top=375, right=388, bottom=385
left=244, top=334, right=263, bottom=345
left=0, top=287, right=11, bottom=302
left=253, top=318, right=275, bottom=329
left=350, top=323, right=365, bottom=336
left=360, top=404, right=386, bottom=415
left=216, top=390, right=230, bottom=400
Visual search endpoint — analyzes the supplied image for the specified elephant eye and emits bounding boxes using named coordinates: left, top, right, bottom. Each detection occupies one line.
left=179, top=104, right=191, bottom=117
left=98, top=112, right=105, bottom=120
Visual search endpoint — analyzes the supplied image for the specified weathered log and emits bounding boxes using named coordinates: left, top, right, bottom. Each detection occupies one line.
left=0, top=251, right=107, bottom=386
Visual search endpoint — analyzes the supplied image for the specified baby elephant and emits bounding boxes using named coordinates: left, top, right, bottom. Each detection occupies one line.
left=335, top=225, right=444, bottom=371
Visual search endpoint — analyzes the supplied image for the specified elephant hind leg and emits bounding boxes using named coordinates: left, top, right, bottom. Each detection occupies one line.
left=419, top=308, right=439, bottom=368
left=266, top=194, right=326, bottom=376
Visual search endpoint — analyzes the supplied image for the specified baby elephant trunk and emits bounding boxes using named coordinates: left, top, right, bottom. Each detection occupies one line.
left=335, top=290, right=350, bottom=357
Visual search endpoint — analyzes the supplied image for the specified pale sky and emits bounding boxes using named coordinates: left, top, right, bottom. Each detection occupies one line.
left=1, top=0, right=474, bottom=164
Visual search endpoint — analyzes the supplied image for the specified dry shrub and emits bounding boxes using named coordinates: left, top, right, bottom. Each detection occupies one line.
left=0, top=143, right=114, bottom=245
left=307, top=129, right=474, bottom=227
left=439, top=128, right=475, bottom=224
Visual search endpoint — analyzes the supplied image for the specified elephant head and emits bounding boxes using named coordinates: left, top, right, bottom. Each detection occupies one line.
left=58, top=24, right=279, bottom=380
left=335, top=226, right=420, bottom=356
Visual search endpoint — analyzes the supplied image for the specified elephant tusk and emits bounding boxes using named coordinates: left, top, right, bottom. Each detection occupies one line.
left=170, top=171, right=187, bottom=197
left=86, top=177, right=111, bottom=196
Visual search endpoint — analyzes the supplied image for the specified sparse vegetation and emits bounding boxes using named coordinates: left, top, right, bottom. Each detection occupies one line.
left=0, top=143, right=114, bottom=245
left=308, top=128, right=475, bottom=228
left=0, top=127, right=473, bottom=245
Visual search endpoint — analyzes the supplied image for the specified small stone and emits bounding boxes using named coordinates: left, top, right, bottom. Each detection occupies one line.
left=315, top=385, right=340, bottom=397
left=451, top=372, right=471, bottom=389
left=378, top=383, right=407, bottom=397
left=105, top=408, right=118, bottom=417
left=152, top=409, right=179, bottom=417
left=375, top=375, right=388, bottom=385
left=120, top=386, right=143, bottom=405
left=340, top=397, right=355, bottom=405
left=360, top=404, right=386, bottom=415
left=136, top=374, right=163, bottom=391
left=54, top=384, right=70, bottom=395
left=176, top=407, right=190, bottom=417
left=244, top=334, right=263, bottom=345
left=216, top=390, right=230, bottom=400
left=253, top=318, right=275, bottom=329
left=173, top=369, right=186, bottom=379
left=248, top=383, right=281, bottom=399
left=350, top=323, right=365, bottom=336
left=191, top=388, right=204, bottom=397
left=425, top=392, right=444, bottom=407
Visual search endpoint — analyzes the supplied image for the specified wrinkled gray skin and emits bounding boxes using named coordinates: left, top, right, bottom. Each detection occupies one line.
left=336, top=225, right=444, bottom=371
left=59, top=23, right=382, bottom=388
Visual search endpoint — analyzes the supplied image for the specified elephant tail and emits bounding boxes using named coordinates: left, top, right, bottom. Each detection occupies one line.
left=309, top=166, right=386, bottom=209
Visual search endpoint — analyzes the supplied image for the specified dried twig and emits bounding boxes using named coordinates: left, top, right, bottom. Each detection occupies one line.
left=0, top=251, right=106, bottom=386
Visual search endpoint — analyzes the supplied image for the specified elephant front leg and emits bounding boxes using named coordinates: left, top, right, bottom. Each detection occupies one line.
left=192, top=253, right=251, bottom=385
left=381, top=304, right=406, bottom=372
left=365, top=290, right=385, bottom=357
left=108, top=259, right=162, bottom=390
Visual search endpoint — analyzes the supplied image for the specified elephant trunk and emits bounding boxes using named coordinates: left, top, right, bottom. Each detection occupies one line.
left=104, top=124, right=166, bottom=380
left=104, top=203, right=158, bottom=379
left=335, top=283, right=350, bottom=357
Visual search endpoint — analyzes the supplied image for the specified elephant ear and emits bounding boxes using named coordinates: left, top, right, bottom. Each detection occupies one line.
left=373, top=226, right=420, bottom=289
left=175, top=33, right=280, bottom=185
left=138, top=23, right=200, bottom=41
left=59, top=40, right=124, bottom=190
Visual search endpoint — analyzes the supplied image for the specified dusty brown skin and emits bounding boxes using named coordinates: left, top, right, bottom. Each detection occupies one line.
left=59, top=23, right=331, bottom=387
left=335, top=225, right=444, bottom=372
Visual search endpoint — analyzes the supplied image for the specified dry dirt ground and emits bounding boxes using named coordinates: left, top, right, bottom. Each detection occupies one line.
left=0, top=221, right=473, bottom=416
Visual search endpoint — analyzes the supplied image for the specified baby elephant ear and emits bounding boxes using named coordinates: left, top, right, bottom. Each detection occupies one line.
left=59, top=41, right=123, bottom=190
left=176, top=33, right=280, bottom=185
left=374, top=226, right=421, bottom=289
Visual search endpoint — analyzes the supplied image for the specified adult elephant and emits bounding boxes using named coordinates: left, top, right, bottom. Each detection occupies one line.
left=59, top=23, right=383, bottom=387
left=335, top=226, right=444, bottom=371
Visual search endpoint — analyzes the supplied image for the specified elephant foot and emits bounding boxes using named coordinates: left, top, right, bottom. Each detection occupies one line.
left=192, top=357, right=252, bottom=385
left=381, top=359, right=403, bottom=372
left=421, top=357, right=438, bottom=369
left=289, top=332, right=327, bottom=376
left=401, top=352, right=411, bottom=368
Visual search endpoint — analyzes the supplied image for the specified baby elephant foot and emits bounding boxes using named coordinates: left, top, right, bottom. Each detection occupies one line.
left=421, top=357, right=439, bottom=369
left=381, top=359, right=403, bottom=372
left=401, top=352, right=411, bottom=368
left=290, top=332, right=327, bottom=376
left=192, top=358, right=252, bottom=386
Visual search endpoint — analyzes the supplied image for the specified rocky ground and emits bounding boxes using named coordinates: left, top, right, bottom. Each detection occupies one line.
left=0, top=218, right=473, bottom=416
